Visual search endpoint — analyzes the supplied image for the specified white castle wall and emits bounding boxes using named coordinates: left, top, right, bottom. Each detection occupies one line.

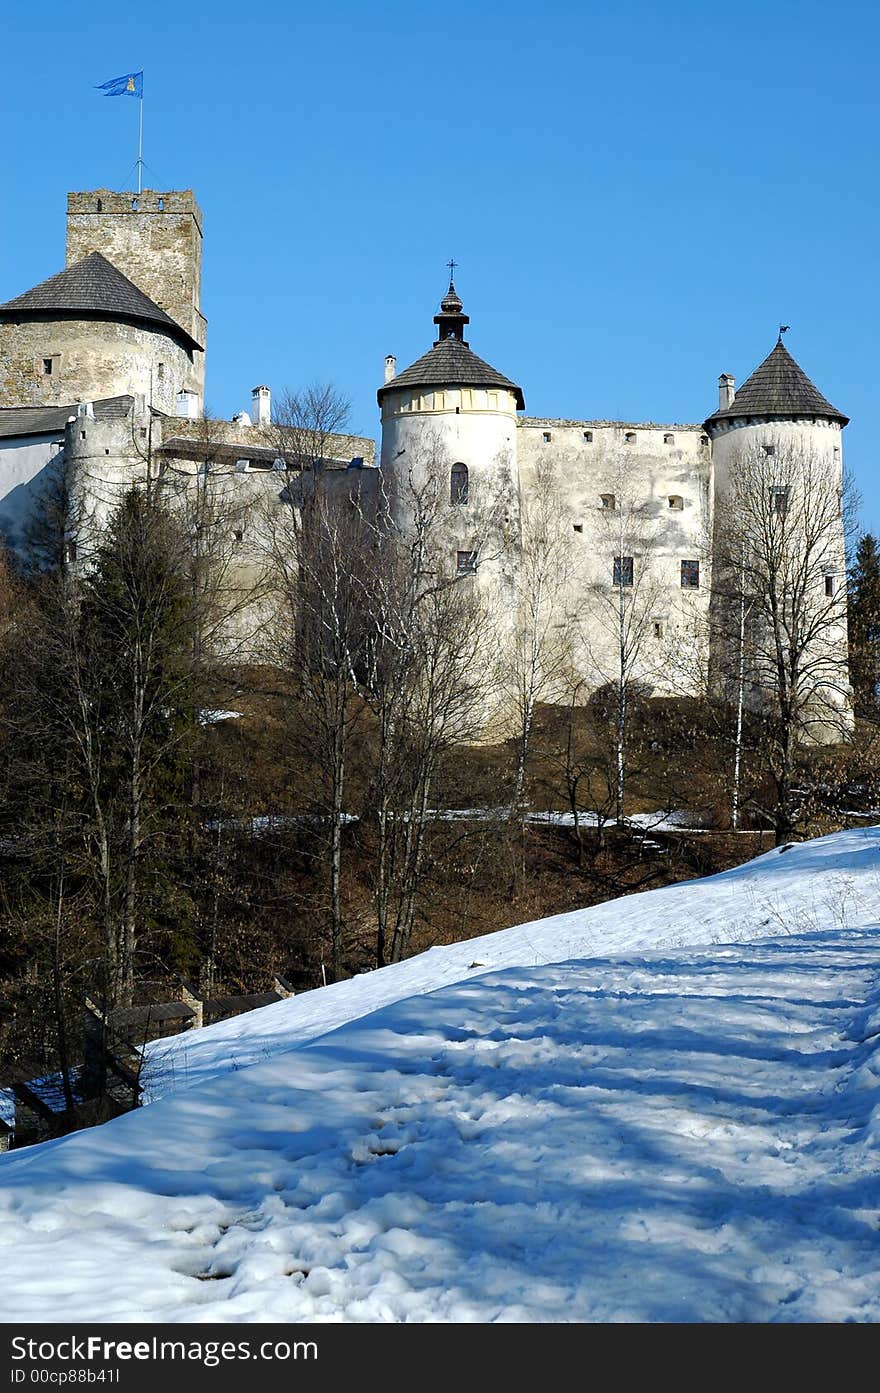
left=515, top=418, right=713, bottom=697
left=0, top=434, right=65, bottom=552
left=379, top=383, right=522, bottom=630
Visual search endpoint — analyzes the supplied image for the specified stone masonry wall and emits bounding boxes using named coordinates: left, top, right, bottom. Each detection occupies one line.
left=0, top=318, right=193, bottom=413
left=66, top=190, right=206, bottom=398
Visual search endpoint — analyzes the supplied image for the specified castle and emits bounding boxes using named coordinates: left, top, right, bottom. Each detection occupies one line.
left=0, top=188, right=852, bottom=738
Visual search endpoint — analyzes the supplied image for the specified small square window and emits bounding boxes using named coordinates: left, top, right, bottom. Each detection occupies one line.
left=600, top=493, right=616, bottom=510
left=664, top=433, right=675, bottom=445
left=573, top=523, right=583, bottom=533
left=681, top=559, right=700, bottom=589
left=624, top=431, right=636, bottom=444
left=614, top=556, right=634, bottom=587
left=456, top=550, right=477, bottom=575
left=762, top=443, right=775, bottom=456
left=700, top=435, right=709, bottom=446
left=668, top=495, right=684, bottom=510
left=542, top=431, right=551, bottom=443
left=583, top=431, right=593, bottom=443
left=233, top=529, right=244, bottom=543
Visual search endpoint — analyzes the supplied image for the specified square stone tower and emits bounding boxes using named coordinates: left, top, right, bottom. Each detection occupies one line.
left=65, top=189, right=206, bottom=394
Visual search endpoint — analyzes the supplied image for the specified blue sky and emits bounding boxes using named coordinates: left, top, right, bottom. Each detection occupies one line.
left=1, top=0, right=877, bottom=529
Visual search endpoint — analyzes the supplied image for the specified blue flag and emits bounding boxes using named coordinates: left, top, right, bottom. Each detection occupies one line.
left=95, top=71, right=143, bottom=98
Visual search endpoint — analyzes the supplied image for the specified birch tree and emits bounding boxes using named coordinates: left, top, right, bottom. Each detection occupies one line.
left=712, top=437, right=854, bottom=842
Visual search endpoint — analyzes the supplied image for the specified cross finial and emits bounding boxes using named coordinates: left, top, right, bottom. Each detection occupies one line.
left=447, top=257, right=458, bottom=282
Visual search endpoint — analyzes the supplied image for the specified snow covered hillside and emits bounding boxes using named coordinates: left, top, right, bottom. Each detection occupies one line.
left=144, top=826, right=880, bottom=1102
left=1, top=829, right=880, bottom=1322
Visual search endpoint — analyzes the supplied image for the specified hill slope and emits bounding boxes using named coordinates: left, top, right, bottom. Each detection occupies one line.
left=2, top=829, right=880, bottom=1323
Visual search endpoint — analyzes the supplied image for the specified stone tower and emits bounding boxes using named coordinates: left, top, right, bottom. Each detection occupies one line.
left=705, top=336, right=851, bottom=740
left=66, top=189, right=206, bottom=399
left=377, top=280, right=523, bottom=614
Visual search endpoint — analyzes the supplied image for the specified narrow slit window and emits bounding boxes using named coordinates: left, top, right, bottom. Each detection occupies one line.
left=456, top=550, right=477, bottom=575
left=825, top=574, right=835, bottom=597
left=42, top=357, right=53, bottom=376
left=654, top=621, right=664, bottom=639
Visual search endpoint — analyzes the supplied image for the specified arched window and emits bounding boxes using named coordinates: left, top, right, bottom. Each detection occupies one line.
left=451, top=462, right=469, bottom=505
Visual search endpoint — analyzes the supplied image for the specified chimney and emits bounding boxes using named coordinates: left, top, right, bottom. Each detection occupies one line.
left=718, top=374, right=735, bottom=411
left=176, top=389, right=200, bottom=420
left=252, top=385, right=271, bottom=428
left=384, top=354, right=396, bottom=384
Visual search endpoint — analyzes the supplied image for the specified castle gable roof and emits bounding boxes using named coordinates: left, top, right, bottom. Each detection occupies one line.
left=0, top=395, right=135, bottom=440
left=705, top=339, right=847, bottom=427
left=0, top=253, right=200, bottom=353
left=378, top=337, right=525, bottom=410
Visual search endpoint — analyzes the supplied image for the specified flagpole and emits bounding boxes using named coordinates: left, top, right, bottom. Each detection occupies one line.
left=137, top=91, right=143, bottom=194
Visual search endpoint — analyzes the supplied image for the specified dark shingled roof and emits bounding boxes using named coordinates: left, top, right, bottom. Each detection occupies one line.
left=378, top=337, right=525, bottom=410
left=705, top=340, right=848, bottom=428
left=0, top=395, right=135, bottom=440
left=0, top=253, right=200, bottom=352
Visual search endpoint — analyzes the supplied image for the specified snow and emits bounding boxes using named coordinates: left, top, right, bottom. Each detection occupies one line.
left=1, top=826, right=880, bottom=1322
left=144, top=826, right=880, bottom=1101
left=198, top=709, right=243, bottom=724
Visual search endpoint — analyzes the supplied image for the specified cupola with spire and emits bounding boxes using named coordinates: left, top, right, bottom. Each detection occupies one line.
left=377, top=278, right=524, bottom=410
left=433, top=279, right=470, bottom=345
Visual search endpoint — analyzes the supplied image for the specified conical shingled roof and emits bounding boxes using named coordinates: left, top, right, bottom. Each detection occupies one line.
left=379, top=282, right=524, bottom=410
left=378, top=338, right=525, bottom=409
left=705, top=339, right=847, bottom=428
left=0, top=252, right=200, bottom=352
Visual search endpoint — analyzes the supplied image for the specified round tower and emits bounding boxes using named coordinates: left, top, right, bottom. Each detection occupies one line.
left=0, top=249, right=202, bottom=415
left=377, top=279, right=524, bottom=614
left=705, top=335, right=851, bottom=741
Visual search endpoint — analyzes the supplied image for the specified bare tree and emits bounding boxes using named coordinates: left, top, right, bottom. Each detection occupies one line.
left=358, top=461, right=500, bottom=965
left=582, top=463, right=666, bottom=822
left=712, top=436, right=855, bottom=842
left=505, top=457, right=575, bottom=812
